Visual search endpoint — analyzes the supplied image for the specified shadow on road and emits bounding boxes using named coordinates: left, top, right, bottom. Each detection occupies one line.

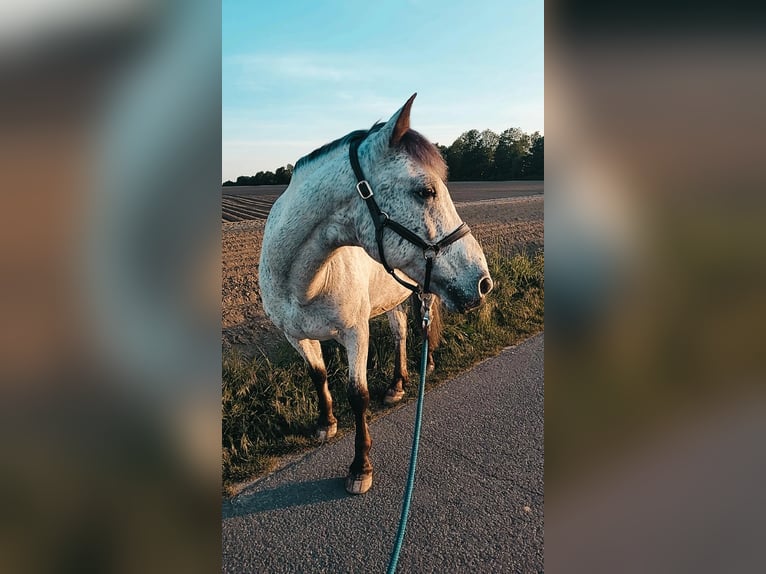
left=223, top=478, right=349, bottom=518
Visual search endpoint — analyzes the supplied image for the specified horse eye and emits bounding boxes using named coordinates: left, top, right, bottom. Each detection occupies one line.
left=417, top=186, right=436, bottom=199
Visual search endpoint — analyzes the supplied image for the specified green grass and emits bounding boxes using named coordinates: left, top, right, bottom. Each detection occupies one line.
left=222, top=250, right=544, bottom=494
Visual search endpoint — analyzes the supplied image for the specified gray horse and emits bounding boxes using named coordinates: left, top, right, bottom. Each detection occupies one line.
left=259, top=94, right=492, bottom=494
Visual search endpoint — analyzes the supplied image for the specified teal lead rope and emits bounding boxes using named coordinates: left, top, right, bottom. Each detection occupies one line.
left=387, top=295, right=433, bottom=574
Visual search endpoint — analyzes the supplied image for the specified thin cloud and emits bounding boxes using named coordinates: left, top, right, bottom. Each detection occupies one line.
left=230, top=53, right=356, bottom=84
left=227, top=52, right=403, bottom=91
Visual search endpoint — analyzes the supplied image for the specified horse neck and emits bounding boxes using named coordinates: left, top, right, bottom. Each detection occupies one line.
left=265, top=152, right=372, bottom=297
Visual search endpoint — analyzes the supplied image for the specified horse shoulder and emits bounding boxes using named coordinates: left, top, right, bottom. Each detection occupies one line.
left=367, top=263, right=412, bottom=318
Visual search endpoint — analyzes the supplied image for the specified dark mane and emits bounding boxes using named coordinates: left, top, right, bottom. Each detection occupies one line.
left=294, top=123, right=448, bottom=181
left=294, top=122, right=385, bottom=172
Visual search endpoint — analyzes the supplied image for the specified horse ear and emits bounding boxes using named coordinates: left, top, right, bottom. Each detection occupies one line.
left=364, top=93, right=417, bottom=159
left=390, top=93, right=416, bottom=147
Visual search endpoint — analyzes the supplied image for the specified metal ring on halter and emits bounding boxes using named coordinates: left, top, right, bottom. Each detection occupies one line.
left=423, top=246, right=437, bottom=260
left=380, top=211, right=390, bottom=223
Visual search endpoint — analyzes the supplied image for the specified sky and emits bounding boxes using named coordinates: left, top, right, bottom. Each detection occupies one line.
left=222, top=0, right=543, bottom=181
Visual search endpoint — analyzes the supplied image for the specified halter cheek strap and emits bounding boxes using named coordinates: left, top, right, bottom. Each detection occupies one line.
left=348, top=134, right=472, bottom=300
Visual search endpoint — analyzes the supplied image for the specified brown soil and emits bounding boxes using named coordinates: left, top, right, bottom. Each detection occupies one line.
left=222, top=191, right=543, bottom=356
left=221, top=218, right=279, bottom=356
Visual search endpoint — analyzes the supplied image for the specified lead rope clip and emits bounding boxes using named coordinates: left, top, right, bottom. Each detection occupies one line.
left=419, top=292, right=434, bottom=332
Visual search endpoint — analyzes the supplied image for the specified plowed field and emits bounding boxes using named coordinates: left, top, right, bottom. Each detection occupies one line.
left=222, top=182, right=543, bottom=355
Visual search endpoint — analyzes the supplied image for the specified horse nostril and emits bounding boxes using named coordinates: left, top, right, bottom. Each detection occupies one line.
left=479, top=276, right=493, bottom=296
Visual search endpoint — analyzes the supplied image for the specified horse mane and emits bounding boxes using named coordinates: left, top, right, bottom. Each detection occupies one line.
left=294, top=122, right=385, bottom=173
left=294, top=123, right=448, bottom=181
left=398, top=129, right=449, bottom=182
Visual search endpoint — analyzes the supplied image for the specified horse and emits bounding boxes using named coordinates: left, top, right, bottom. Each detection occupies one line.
left=259, top=94, right=493, bottom=494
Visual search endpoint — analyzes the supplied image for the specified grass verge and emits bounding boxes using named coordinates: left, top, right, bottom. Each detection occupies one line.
left=222, top=250, right=544, bottom=495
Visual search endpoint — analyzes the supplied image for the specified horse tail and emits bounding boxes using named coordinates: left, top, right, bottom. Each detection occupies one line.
left=409, top=293, right=443, bottom=352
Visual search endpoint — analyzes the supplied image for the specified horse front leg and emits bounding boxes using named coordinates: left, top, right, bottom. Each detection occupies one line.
left=343, top=324, right=373, bottom=494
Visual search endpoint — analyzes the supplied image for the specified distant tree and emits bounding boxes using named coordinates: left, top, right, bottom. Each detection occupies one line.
left=444, top=129, right=503, bottom=180
left=493, top=128, right=533, bottom=180
left=252, top=170, right=278, bottom=185
left=448, top=129, right=493, bottom=180
left=222, top=165, right=294, bottom=186
left=479, top=129, right=500, bottom=178
left=445, top=130, right=474, bottom=180
left=223, top=180, right=235, bottom=186
left=524, top=134, right=544, bottom=179
left=274, top=164, right=294, bottom=184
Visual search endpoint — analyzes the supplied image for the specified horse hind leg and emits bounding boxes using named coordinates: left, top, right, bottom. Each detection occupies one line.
left=286, top=336, right=337, bottom=441
left=384, top=305, right=409, bottom=405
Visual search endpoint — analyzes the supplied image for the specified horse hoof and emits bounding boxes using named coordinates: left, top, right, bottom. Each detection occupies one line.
left=345, top=472, right=373, bottom=495
left=315, top=422, right=337, bottom=441
left=383, top=389, right=405, bottom=405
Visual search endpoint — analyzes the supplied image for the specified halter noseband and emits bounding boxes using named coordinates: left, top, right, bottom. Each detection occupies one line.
left=349, top=133, right=472, bottom=302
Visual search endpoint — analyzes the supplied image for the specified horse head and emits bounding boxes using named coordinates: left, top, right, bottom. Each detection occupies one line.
left=355, top=94, right=493, bottom=312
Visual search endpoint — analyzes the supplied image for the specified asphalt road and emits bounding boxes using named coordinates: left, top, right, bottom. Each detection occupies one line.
left=222, top=333, right=544, bottom=573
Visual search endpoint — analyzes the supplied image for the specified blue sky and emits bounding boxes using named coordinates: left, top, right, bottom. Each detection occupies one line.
left=223, top=0, right=543, bottom=181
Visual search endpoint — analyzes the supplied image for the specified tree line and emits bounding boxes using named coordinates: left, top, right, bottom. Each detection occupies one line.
left=223, top=127, right=543, bottom=186
left=223, top=164, right=293, bottom=186
left=439, top=128, right=543, bottom=181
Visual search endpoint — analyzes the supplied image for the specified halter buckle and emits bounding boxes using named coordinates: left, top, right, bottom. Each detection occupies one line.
left=356, top=180, right=373, bottom=199
left=423, top=246, right=437, bottom=260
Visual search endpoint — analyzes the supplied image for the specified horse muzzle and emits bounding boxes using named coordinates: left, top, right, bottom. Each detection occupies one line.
left=441, top=273, right=493, bottom=313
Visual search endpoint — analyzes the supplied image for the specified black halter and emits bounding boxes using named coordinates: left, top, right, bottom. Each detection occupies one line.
left=349, top=133, right=472, bottom=298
